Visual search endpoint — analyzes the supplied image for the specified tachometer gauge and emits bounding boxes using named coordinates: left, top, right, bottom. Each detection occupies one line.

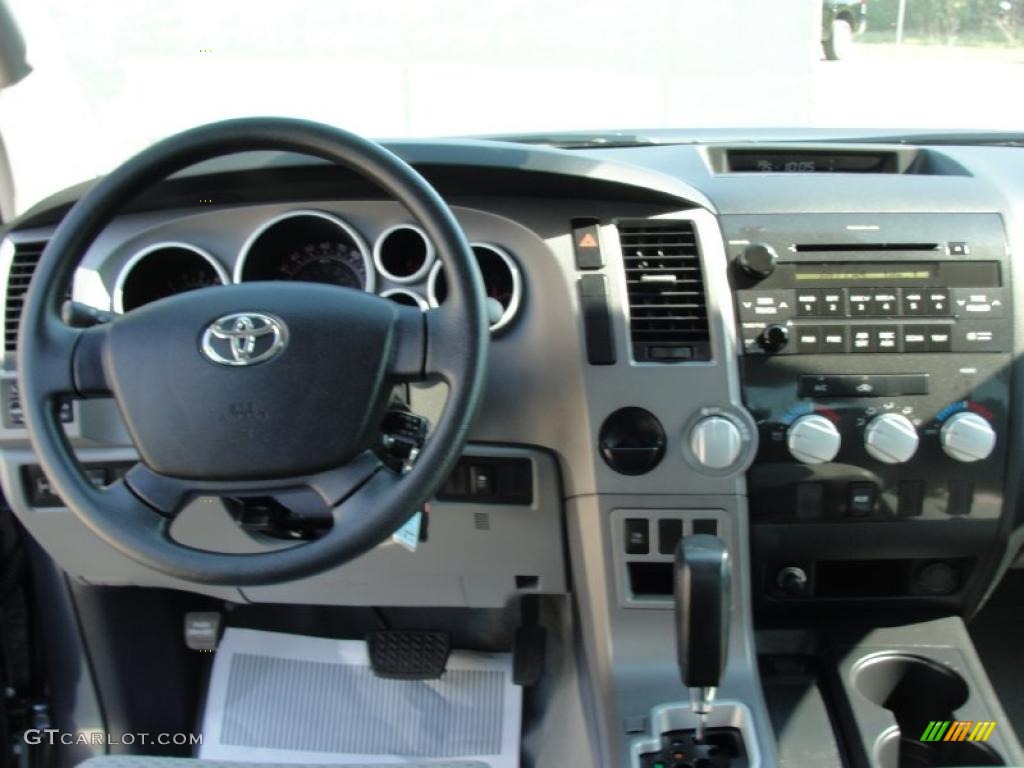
left=115, top=243, right=228, bottom=313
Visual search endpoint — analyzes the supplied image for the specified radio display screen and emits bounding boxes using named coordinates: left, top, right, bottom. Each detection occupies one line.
left=795, top=263, right=935, bottom=283
left=793, top=261, right=1000, bottom=287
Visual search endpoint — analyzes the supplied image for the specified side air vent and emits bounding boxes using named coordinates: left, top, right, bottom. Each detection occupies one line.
left=619, top=220, right=710, bottom=362
left=4, top=240, right=47, bottom=352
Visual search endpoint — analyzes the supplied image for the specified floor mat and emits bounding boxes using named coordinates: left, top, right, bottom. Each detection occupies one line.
left=969, top=570, right=1024, bottom=738
left=199, top=628, right=521, bottom=767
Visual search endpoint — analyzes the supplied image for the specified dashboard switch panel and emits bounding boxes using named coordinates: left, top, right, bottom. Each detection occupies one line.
left=578, top=274, right=616, bottom=365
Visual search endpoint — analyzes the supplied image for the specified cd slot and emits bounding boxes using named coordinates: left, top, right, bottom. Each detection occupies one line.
left=794, top=243, right=939, bottom=253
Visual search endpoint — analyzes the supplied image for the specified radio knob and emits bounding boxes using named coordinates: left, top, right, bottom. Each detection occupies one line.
left=759, top=323, right=790, bottom=353
left=940, top=411, right=996, bottom=463
left=738, top=243, right=778, bottom=278
left=689, top=416, right=743, bottom=470
left=864, top=413, right=919, bottom=464
left=787, top=414, right=841, bottom=465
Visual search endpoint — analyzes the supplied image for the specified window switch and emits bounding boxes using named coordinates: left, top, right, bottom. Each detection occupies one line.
left=624, top=518, right=649, bottom=555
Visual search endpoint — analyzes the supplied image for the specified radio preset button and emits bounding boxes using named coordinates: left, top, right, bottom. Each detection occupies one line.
left=849, top=291, right=872, bottom=316
left=871, top=288, right=898, bottom=316
left=925, top=288, right=950, bottom=316
left=903, top=290, right=925, bottom=316
left=796, top=290, right=820, bottom=316
left=821, top=290, right=845, bottom=316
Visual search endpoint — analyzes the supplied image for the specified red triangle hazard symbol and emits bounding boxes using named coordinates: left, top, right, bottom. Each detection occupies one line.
left=578, top=232, right=598, bottom=248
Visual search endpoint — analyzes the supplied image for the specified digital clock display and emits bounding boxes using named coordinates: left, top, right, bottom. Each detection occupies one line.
left=727, top=150, right=898, bottom=174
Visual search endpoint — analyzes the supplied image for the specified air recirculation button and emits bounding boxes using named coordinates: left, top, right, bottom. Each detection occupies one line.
left=598, top=407, right=667, bottom=475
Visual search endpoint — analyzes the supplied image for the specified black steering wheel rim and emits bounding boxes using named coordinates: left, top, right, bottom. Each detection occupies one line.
left=17, top=117, right=489, bottom=585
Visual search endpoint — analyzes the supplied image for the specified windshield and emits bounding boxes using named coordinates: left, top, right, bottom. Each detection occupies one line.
left=1, top=0, right=1023, bottom=214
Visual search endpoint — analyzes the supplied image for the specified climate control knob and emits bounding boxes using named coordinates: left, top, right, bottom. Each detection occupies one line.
left=787, top=414, right=841, bottom=465
left=940, top=411, right=996, bottom=463
left=689, top=416, right=743, bottom=469
left=864, top=413, right=919, bottom=464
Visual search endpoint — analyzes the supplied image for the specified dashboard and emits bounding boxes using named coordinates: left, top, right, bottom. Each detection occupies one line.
left=5, top=132, right=1024, bottom=767
left=1, top=136, right=1023, bottom=614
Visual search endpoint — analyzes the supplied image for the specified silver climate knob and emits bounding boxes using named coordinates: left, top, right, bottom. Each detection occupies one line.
left=689, top=416, right=743, bottom=469
left=787, top=414, right=841, bottom=465
left=864, top=413, right=919, bottom=464
left=940, top=411, right=996, bottom=463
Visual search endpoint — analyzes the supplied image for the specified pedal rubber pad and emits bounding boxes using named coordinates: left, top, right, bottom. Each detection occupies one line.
left=367, top=630, right=451, bottom=680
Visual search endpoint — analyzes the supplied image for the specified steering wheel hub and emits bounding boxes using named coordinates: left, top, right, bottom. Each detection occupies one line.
left=104, top=282, right=405, bottom=480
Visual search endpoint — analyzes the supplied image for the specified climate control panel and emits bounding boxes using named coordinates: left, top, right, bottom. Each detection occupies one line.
left=745, top=361, right=1008, bottom=522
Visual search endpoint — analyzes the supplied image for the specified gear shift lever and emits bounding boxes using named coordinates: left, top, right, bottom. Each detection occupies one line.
left=675, top=534, right=731, bottom=742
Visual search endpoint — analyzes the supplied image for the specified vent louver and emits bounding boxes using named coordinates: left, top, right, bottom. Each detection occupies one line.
left=4, top=241, right=47, bottom=352
left=619, top=220, right=710, bottom=362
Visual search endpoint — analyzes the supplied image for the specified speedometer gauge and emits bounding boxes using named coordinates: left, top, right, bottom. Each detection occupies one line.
left=236, top=210, right=374, bottom=292
left=278, top=240, right=368, bottom=288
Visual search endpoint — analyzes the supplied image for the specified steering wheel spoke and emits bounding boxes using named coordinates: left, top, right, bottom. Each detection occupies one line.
left=122, top=451, right=386, bottom=518
left=31, top=320, right=111, bottom=398
left=388, top=304, right=428, bottom=380
left=421, top=303, right=470, bottom=381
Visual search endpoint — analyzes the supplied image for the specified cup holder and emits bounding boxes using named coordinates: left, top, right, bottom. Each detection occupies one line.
left=876, top=726, right=1003, bottom=768
left=853, top=654, right=1003, bottom=767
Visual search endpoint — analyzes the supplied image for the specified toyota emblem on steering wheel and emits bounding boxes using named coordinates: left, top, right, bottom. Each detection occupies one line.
left=201, top=312, right=289, bottom=366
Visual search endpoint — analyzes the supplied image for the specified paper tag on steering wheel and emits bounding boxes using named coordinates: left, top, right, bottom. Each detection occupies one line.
left=392, top=510, right=422, bottom=552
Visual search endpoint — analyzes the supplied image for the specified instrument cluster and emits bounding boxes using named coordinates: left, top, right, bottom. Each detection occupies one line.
left=113, top=209, right=522, bottom=333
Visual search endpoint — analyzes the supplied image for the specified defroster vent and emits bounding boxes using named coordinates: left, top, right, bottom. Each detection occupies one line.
left=4, top=241, right=47, bottom=352
left=619, top=221, right=710, bottom=362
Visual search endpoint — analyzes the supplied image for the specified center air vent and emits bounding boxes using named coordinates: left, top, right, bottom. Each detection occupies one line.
left=619, top=221, right=710, bottom=362
left=4, top=240, right=47, bottom=352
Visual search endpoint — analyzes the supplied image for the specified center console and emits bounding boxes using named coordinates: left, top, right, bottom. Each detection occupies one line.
left=725, top=213, right=1012, bottom=608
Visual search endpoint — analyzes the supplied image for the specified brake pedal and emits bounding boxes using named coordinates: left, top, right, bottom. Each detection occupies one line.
left=367, top=629, right=451, bottom=680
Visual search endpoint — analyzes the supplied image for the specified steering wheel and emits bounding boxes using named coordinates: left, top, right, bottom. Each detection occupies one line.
left=17, top=118, right=489, bottom=586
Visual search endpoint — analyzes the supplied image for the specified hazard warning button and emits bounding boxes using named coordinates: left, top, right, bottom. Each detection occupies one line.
left=572, top=220, right=604, bottom=269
